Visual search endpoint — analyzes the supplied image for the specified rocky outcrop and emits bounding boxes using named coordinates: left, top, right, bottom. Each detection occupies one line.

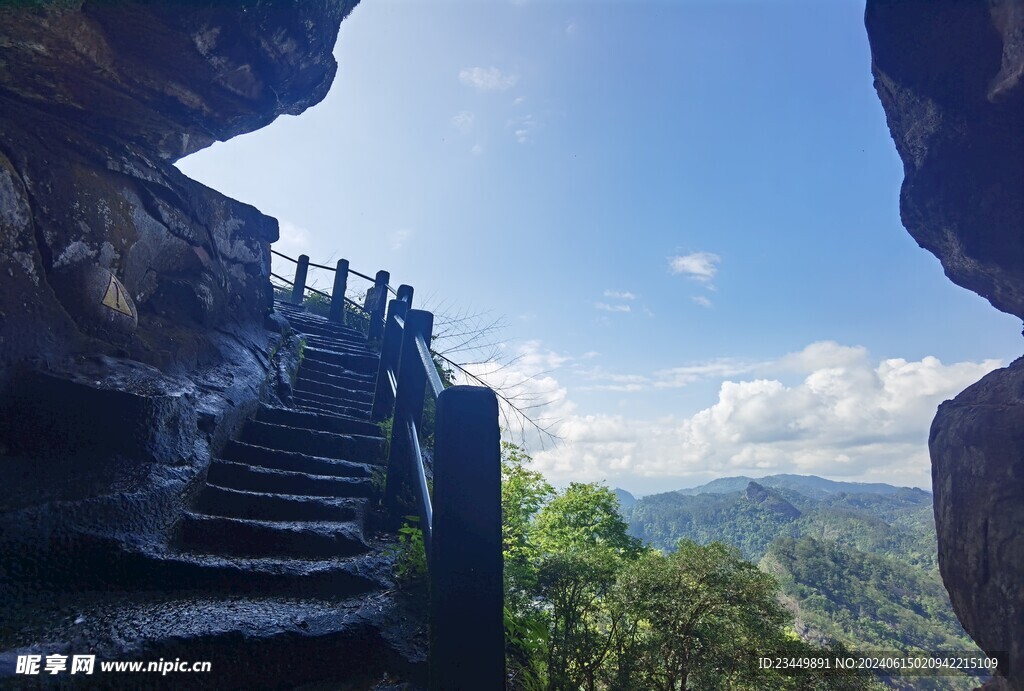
left=866, top=0, right=1024, bottom=321
left=0, top=0, right=357, bottom=391
left=930, top=360, right=1024, bottom=688
left=0, top=0, right=360, bottom=622
left=866, top=1, right=1024, bottom=687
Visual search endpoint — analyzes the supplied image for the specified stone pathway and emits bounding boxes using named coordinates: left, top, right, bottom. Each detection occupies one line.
left=0, top=302, right=427, bottom=689
left=176, top=301, right=385, bottom=564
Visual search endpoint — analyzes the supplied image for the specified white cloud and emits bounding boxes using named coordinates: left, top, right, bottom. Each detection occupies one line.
left=669, top=251, right=721, bottom=284
left=389, top=228, right=411, bottom=251
left=495, top=340, right=1002, bottom=491
left=471, top=143, right=484, bottom=156
left=459, top=66, right=519, bottom=92
left=513, top=96, right=525, bottom=106
left=604, top=290, right=636, bottom=300
left=509, top=114, right=538, bottom=143
left=566, top=21, right=577, bottom=36
left=595, top=302, right=631, bottom=313
left=692, top=295, right=712, bottom=308
left=453, top=340, right=576, bottom=446
left=652, top=360, right=754, bottom=389
left=451, top=111, right=474, bottom=134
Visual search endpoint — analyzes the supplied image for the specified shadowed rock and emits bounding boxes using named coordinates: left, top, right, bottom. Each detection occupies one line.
left=867, top=1, right=1024, bottom=687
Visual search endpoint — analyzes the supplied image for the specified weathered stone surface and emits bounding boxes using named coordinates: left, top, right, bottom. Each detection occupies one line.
left=931, top=360, right=1024, bottom=686
left=867, top=2, right=1024, bottom=688
left=0, top=0, right=358, bottom=391
left=0, top=3, right=363, bottom=675
left=866, top=0, right=1024, bottom=320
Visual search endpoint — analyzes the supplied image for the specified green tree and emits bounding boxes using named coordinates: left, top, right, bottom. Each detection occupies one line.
left=501, top=443, right=554, bottom=690
left=533, top=483, right=641, bottom=691
left=608, top=541, right=788, bottom=690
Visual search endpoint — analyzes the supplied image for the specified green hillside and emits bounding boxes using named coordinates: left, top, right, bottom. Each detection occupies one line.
left=622, top=476, right=985, bottom=689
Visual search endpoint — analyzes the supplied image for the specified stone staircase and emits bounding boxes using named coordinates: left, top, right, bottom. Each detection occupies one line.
left=0, top=303, right=426, bottom=689
left=175, top=301, right=385, bottom=564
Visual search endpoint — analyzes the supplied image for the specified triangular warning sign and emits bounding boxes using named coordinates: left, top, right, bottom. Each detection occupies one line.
left=101, top=275, right=134, bottom=317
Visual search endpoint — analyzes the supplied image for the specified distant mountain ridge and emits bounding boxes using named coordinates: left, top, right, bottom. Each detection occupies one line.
left=674, top=473, right=928, bottom=500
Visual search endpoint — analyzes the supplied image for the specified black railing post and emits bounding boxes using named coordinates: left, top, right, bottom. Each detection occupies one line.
left=430, top=386, right=504, bottom=691
left=368, top=270, right=390, bottom=342
left=396, top=284, right=414, bottom=306
left=371, top=298, right=410, bottom=422
left=290, top=254, right=309, bottom=305
left=329, top=258, right=349, bottom=324
left=383, top=309, right=433, bottom=516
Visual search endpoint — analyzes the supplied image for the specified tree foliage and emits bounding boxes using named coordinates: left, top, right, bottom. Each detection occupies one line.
left=500, top=445, right=881, bottom=690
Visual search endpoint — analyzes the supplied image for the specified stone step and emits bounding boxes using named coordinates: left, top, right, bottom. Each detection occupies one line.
left=207, top=459, right=374, bottom=497
left=301, top=332, right=376, bottom=352
left=240, top=420, right=382, bottom=461
left=292, top=390, right=372, bottom=419
left=298, top=357, right=376, bottom=384
left=196, top=484, right=364, bottom=523
left=293, top=398, right=372, bottom=421
left=296, top=367, right=376, bottom=394
left=303, top=346, right=378, bottom=375
left=6, top=587, right=426, bottom=689
left=282, top=308, right=365, bottom=331
left=256, top=405, right=382, bottom=438
left=291, top=322, right=369, bottom=344
left=133, top=550, right=388, bottom=598
left=177, top=513, right=369, bottom=559
left=295, top=375, right=374, bottom=403
left=222, top=440, right=374, bottom=477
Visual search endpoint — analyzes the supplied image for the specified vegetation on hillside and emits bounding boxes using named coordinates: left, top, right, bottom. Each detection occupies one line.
left=499, top=445, right=882, bottom=690
left=624, top=480, right=985, bottom=690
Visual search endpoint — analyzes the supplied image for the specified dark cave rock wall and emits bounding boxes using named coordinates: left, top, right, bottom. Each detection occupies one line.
left=0, top=1, right=357, bottom=572
left=931, top=360, right=1024, bottom=687
left=0, top=0, right=358, bottom=387
left=866, top=1, right=1024, bottom=687
left=866, top=0, right=1024, bottom=321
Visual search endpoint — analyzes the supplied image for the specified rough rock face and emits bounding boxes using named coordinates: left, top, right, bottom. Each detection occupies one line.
left=867, top=0, right=1024, bottom=321
left=0, top=0, right=357, bottom=586
left=866, top=1, right=1024, bottom=687
left=931, top=361, right=1024, bottom=688
left=0, top=0, right=357, bottom=391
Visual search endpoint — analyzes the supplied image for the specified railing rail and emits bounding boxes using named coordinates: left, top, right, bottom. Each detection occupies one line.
left=269, top=249, right=396, bottom=340
left=269, top=245, right=503, bottom=689
left=376, top=303, right=504, bottom=690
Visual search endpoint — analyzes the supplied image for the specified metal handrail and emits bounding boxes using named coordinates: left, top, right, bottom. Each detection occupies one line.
left=408, top=418, right=433, bottom=561
left=272, top=248, right=380, bottom=284
left=417, top=335, right=445, bottom=399
left=270, top=248, right=393, bottom=339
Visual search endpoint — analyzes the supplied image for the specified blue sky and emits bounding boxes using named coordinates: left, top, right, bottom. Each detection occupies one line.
left=177, top=0, right=1022, bottom=495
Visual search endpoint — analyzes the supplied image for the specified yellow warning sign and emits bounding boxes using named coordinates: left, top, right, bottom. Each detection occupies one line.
left=101, top=275, right=134, bottom=317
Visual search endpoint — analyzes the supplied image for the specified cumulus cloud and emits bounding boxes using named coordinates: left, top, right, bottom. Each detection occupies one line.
left=507, top=340, right=1002, bottom=491
left=692, top=295, right=713, bottom=308
left=669, top=251, right=721, bottom=284
left=453, top=340, right=576, bottom=446
left=459, top=66, right=519, bottom=92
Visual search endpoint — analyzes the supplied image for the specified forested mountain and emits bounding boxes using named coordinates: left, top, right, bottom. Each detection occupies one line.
left=621, top=477, right=984, bottom=688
